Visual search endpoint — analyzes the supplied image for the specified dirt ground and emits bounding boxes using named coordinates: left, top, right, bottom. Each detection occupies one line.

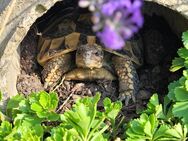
left=17, top=12, right=182, bottom=122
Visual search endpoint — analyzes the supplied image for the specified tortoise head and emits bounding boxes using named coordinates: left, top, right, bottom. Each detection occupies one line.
left=76, top=44, right=104, bottom=69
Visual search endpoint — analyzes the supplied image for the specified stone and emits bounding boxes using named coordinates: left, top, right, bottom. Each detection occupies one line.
left=0, top=0, right=59, bottom=109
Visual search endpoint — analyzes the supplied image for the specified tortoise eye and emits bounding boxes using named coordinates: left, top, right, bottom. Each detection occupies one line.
left=94, top=51, right=99, bottom=56
left=95, top=51, right=103, bottom=56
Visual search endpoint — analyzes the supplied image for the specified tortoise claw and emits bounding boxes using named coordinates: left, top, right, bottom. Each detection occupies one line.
left=119, top=91, right=136, bottom=106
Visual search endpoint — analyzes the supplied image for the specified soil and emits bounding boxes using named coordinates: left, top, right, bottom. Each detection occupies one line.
left=17, top=10, right=182, bottom=122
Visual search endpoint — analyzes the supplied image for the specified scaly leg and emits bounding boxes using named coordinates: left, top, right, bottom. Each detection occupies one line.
left=42, top=54, right=73, bottom=90
left=112, top=56, right=139, bottom=105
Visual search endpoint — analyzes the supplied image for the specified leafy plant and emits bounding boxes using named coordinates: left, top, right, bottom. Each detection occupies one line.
left=167, top=31, right=188, bottom=124
left=170, top=30, right=188, bottom=72
left=4, top=91, right=60, bottom=133
left=0, top=91, right=122, bottom=140
left=126, top=94, right=188, bottom=141
left=0, top=91, right=59, bottom=140
left=126, top=30, right=188, bottom=140
left=47, top=93, right=122, bottom=141
left=0, top=121, right=12, bottom=140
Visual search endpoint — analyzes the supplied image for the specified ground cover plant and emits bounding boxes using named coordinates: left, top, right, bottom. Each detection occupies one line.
left=126, top=31, right=188, bottom=141
left=0, top=92, right=122, bottom=141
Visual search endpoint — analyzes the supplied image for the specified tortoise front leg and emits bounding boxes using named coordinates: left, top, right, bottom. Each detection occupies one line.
left=42, top=54, right=73, bottom=90
left=112, top=56, right=139, bottom=105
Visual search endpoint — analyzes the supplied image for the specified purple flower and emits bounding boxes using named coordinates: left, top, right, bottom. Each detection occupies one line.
left=131, top=9, right=143, bottom=27
left=97, top=25, right=125, bottom=50
left=79, top=0, right=144, bottom=50
left=79, top=0, right=105, bottom=11
left=101, top=0, right=131, bottom=16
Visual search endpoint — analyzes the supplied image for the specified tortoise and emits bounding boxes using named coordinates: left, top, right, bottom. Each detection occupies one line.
left=37, top=13, right=143, bottom=105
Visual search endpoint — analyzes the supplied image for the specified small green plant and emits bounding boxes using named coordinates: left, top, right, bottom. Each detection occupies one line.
left=0, top=91, right=122, bottom=140
left=170, top=31, right=188, bottom=72
left=167, top=30, right=188, bottom=124
left=46, top=93, right=122, bottom=141
left=126, top=94, right=187, bottom=141
left=126, top=30, right=188, bottom=141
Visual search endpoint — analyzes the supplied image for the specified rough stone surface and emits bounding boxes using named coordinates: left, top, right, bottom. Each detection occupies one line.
left=0, top=0, right=60, bottom=108
left=0, top=0, right=187, bottom=107
left=143, top=1, right=188, bottom=37
left=145, top=0, right=188, bottom=18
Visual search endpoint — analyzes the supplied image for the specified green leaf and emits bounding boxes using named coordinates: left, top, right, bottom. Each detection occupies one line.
left=184, top=60, right=188, bottom=69
left=152, top=125, right=170, bottom=140
left=144, top=94, right=165, bottom=119
left=173, top=101, right=188, bottom=124
left=49, top=92, right=58, bottom=110
left=31, top=103, right=43, bottom=112
left=178, top=48, right=188, bottom=60
left=182, top=31, right=188, bottom=49
left=47, top=112, right=60, bottom=121
left=148, top=94, right=159, bottom=106
left=126, top=112, right=186, bottom=141
left=144, top=114, right=159, bottom=138
left=144, top=118, right=152, bottom=137
left=170, top=57, right=184, bottom=72
left=36, top=111, right=49, bottom=118
left=185, top=80, right=188, bottom=91
left=29, top=92, right=40, bottom=104
left=64, top=103, right=94, bottom=138
left=168, top=80, right=181, bottom=101
left=174, top=87, right=188, bottom=101
left=37, top=91, right=58, bottom=111
left=6, top=95, right=25, bottom=118
left=18, top=99, right=31, bottom=113
left=183, top=70, right=188, bottom=78
left=127, top=114, right=147, bottom=135
left=62, top=94, right=100, bottom=140
left=126, top=138, right=146, bottom=141
left=163, top=96, right=173, bottom=119
left=179, top=76, right=186, bottom=85
left=165, top=123, right=186, bottom=139
left=0, top=121, right=12, bottom=139
left=149, top=114, right=158, bottom=134
left=39, top=92, right=49, bottom=109
left=5, top=124, right=43, bottom=141
left=14, top=113, right=41, bottom=127
left=6, top=95, right=25, bottom=110
left=60, top=93, right=111, bottom=141
left=103, top=98, right=122, bottom=125
left=46, top=126, right=77, bottom=141
left=33, top=124, right=44, bottom=137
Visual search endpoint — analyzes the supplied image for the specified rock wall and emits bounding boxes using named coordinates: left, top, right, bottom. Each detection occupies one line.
left=143, top=1, right=188, bottom=37
left=0, top=0, right=187, bottom=105
left=146, top=0, right=188, bottom=18
left=0, top=0, right=60, bottom=107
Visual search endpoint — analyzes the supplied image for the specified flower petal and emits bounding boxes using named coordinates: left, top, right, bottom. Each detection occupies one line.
left=97, top=25, right=125, bottom=50
left=79, top=0, right=90, bottom=8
